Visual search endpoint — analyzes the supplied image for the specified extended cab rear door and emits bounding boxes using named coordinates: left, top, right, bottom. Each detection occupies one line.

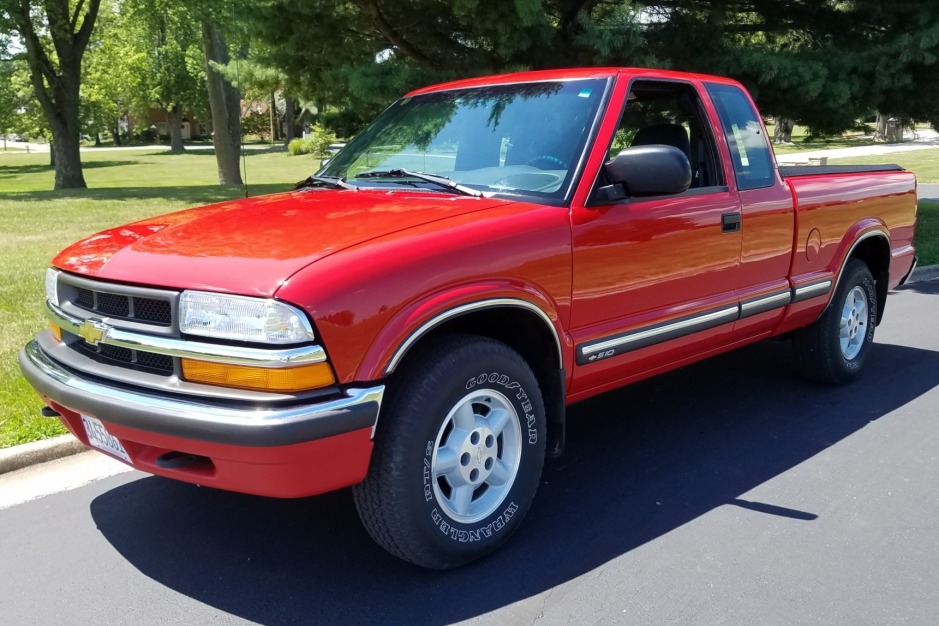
left=704, top=82, right=796, bottom=337
left=568, top=74, right=743, bottom=396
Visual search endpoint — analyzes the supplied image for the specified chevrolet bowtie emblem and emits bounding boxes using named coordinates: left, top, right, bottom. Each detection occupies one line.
left=78, top=319, right=110, bottom=346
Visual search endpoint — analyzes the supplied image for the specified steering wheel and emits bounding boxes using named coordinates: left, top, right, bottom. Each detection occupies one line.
left=524, top=155, right=568, bottom=170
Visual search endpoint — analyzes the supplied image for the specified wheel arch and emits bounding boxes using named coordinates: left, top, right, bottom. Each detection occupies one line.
left=830, top=229, right=890, bottom=325
left=383, top=299, right=564, bottom=377
left=370, top=297, right=569, bottom=455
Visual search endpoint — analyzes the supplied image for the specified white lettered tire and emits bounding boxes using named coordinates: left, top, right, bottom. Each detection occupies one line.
left=353, top=334, right=546, bottom=569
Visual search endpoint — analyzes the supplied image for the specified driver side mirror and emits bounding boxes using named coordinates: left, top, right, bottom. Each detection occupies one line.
left=598, top=145, right=692, bottom=200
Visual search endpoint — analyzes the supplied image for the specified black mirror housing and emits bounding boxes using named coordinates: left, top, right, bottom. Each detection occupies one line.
left=603, top=145, right=692, bottom=197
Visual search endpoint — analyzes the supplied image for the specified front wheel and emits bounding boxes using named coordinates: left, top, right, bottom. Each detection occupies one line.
left=352, top=335, right=546, bottom=569
left=793, top=259, right=878, bottom=384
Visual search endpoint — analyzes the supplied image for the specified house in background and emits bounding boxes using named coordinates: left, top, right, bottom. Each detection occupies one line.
left=148, top=108, right=212, bottom=140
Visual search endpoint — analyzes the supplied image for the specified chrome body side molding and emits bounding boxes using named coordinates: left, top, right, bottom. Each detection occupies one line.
left=791, top=280, right=833, bottom=303
left=577, top=305, right=740, bottom=365
left=739, top=290, right=792, bottom=318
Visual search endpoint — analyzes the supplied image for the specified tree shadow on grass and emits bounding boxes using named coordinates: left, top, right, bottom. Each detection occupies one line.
left=139, top=145, right=289, bottom=157
left=0, top=160, right=138, bottom=178
left=2, top=183, right=295, bottom=205
left=90, top=339, right=939, bottom=625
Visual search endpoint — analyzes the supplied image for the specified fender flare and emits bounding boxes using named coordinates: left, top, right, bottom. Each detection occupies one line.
left=382, top=297, right=564, bottom=376
left=826, top=226, right=890, bottom=311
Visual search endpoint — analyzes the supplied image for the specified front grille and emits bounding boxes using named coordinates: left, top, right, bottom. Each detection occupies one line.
left=72, top=287, right=172, bottom=326
left=68, top=331, right=175, bottom=375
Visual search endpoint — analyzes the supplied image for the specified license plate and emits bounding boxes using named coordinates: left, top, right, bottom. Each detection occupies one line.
left=81, top=414, right=131, bottom=463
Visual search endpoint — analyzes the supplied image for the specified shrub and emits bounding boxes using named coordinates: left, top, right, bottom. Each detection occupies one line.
left=288, top=125, right=337, bottom=156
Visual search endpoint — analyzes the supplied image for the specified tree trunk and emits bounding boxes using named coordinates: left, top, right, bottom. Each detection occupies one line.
left=167, top=106, right=186, bottom=153
left=201, top=20, right=243, bottom=186
left=41, top=79, right=85, bottom=187
left=95, top=132, right=102, bottom=147
left=284, top=97, right=296, bottom=146
left=774, top=117, right=794, bottom=144
left=874, top=112, right=888, bottom=142
left=113, top=118, right=122, bottom=146
left=269, top=91, right=278, bottom=144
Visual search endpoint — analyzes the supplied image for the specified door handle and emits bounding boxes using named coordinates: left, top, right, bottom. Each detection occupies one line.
left=721, top=212, right=741, bottom=233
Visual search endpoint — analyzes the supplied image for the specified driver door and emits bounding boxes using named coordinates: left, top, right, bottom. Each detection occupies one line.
left=568, top=77, right=742, bottom=395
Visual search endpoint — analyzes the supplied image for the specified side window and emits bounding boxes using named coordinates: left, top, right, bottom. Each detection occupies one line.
left=605, top=80, right=724, bottom=192
left=705, top=83, right=774, bottom=190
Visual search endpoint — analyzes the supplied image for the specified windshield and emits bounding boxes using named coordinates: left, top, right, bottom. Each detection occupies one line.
left=319, top=78, right=609, bottom=200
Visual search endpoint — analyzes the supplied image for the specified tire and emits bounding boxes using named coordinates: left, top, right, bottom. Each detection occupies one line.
left=352, top=334, right=546, bottom=569
left=793, top=259, right=878, bottom=384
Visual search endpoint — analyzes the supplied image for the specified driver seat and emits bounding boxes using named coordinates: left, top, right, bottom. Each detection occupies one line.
left=630, top=123, right=691, bottom=161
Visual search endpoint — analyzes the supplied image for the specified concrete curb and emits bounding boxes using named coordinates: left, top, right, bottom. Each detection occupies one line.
left=0, top=264, right=937, bottom=477
left=0, top=435, right=86, bottom=475
left=907, top=263, right=939, bottom=284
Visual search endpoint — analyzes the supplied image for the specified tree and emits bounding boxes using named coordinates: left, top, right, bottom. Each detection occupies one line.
left=81, top=0, right=148, bottom=146
left=1, top=0, right=101, bottom=188
left=245, top=0, right=939, bottom=137
left=0, top=58, right=24, bottom=145
left=126, top=1, right=206, bottom=153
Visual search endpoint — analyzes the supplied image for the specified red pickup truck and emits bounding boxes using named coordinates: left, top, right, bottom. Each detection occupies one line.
left=20, top=68, right=917, bottom=569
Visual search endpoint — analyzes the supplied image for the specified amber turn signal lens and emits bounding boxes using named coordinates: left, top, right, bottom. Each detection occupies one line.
left=49, top=323, right=62, bottom=342
left=181, top=359, right=336, bottom=392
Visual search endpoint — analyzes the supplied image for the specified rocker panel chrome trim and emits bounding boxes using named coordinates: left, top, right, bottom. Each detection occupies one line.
left=791, top=280, right=833, bottom=303
left=577, top=305, right=740, bottom=365
left=739, top=291, right=792, bottom=318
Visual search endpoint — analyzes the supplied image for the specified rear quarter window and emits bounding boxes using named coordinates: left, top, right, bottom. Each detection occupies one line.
left=705, top=83, right=774, bottom=190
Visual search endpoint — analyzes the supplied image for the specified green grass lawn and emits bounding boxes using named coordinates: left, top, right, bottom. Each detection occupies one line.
left=0, top=147, right=319, bottom=447
left=915, top=201, right=939, bottom=267
left=765, top=123, right=877, bottom=154
left=828, top=148, right=939, bottom=183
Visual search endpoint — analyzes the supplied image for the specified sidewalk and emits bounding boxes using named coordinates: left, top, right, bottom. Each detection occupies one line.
left=775, top=129, right=939, bottom=163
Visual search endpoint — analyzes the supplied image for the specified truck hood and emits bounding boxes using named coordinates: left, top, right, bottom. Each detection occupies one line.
left=53, top=189, right=513, bottom=297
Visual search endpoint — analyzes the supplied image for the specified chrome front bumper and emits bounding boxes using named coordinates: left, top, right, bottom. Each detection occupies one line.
left=19, top=340, right=384, bottom=447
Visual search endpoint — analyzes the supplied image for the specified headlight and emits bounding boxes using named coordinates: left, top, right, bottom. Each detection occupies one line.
left=179, top=291, right=314, bottom=344
left=45, top=268, right=60, bottom=307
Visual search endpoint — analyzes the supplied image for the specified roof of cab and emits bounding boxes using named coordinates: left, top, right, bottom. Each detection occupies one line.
left=405, top=67, right=742, bottom=97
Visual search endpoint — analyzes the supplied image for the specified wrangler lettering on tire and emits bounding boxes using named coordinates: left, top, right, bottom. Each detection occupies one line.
left=352, top=334, right=546, bottom=569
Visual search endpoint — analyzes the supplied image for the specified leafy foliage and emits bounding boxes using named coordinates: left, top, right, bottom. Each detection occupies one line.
left=287, top=126, right=337, bottom=156
left=243, top=0, right=939, bottom=135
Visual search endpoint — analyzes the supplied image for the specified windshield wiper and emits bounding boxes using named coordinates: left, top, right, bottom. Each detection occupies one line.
left=354, top=169, right=483, bottom=197
left=294, top=175, right=358, bottom=191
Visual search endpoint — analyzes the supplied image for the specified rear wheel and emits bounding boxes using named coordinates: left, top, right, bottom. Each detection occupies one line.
left=793, top=259, right=878, bottom=384
left=353, top=334, right=546, bottom=569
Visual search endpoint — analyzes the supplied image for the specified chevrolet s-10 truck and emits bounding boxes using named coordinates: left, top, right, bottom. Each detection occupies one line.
left=20, top=68, right=917, bottom=569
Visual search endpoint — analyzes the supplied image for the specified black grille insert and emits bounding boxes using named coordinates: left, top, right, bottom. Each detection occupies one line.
left=68, top=332, right=175, bottom=375
left=97, top=292, right=130, bottom=317
left=71, top=289, right=172, bottom=326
